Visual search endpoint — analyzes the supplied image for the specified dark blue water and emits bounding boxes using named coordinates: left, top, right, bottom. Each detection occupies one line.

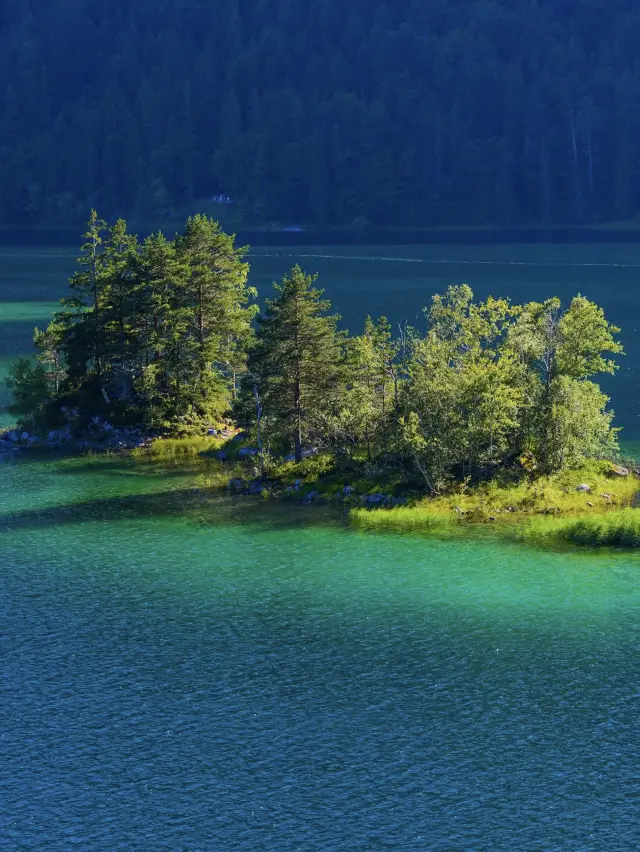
left=1, top=457, right=639, bottom=850
left=2, top=244, right=640, bottom=850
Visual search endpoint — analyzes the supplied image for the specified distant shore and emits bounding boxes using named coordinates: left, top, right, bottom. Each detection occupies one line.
left=5, top=222, right=640, bottom=248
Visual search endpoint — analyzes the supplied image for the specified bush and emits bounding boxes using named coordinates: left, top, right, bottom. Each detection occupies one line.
left=267, top=452, right=337, bottom=484
left=5, top=357, right=50, bottom=430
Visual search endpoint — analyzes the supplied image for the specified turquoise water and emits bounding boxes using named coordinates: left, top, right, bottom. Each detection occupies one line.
left=2, top=456, right=639, bottom=849
left=1, top=246, right=640, bottom=849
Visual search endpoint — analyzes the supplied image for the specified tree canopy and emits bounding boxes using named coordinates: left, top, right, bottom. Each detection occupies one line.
left=3, top=0, right=640, bottom=228
left=7, top=215, right=623, bottom=489
left=10, top=213, right=256, bottom=433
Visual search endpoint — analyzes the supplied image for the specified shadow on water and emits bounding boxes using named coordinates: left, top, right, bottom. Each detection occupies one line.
left=48, top=459, right=204, bottom=480
left=1, top=450, right=222, bottom=475
left=0, top=481, right=630, bottom=560
left=0, top=486, right=345, bottom=534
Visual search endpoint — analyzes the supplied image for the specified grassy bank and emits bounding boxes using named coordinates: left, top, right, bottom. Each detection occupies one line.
left=351, top=463, right=640, bottom=548
left=514, top=511, right=640, bottom=547
left=128, top=438, right=640, bottom=548
left=131, top=435, right=226, bottom=459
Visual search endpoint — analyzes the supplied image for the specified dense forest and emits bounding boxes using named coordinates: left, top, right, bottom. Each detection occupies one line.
left=7, top=215, right=623, bottom=488
left=3, top=0, right=640, bottom=229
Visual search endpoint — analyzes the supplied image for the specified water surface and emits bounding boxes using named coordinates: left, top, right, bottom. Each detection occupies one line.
left=1, top=245, right=639, bottom=849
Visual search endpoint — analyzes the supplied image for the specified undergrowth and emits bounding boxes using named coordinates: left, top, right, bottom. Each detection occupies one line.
left=132, top=435, right=226, bottom=458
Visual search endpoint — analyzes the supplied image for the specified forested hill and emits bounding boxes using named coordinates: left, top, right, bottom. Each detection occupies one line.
left=2, top=0, right=640, bottom=229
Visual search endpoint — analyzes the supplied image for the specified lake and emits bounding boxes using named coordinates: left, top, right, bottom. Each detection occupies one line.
left=1, top=244, right=639, bottom=850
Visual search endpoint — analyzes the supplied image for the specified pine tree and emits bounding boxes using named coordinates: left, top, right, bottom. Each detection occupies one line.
left=134, top=232, right=192, bottom=425
left=249, top=265, right=344, bottom=462
left=64, top=210, right=109, bottom=399
left=176, top=215, right=255, bottom=414
left=100, top=218, right=140, bottom=403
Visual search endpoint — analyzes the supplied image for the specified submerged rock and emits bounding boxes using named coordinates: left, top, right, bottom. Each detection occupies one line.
left=238, top=446, right=260, bottom=457
left=363, top=493, right=387, bottom=505
left=246, top=481, right=267, bottom=495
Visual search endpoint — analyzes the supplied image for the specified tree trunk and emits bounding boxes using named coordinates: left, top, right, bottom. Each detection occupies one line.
left=294, top=369, right=302, bottom=463
left=413, top=450, right=435, bottom=494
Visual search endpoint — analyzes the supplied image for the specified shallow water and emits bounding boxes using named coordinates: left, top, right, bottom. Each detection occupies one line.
left=1, top=245, right=640, bottom=849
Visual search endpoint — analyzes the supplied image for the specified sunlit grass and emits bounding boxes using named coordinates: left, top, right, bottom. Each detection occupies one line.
left=351, top=462, right=640, bottom=547
left=351, top=504, right=457, bottom=532
left=514, top=510, right=640, bottom=547
left=132, top=435, right=227, bottom=459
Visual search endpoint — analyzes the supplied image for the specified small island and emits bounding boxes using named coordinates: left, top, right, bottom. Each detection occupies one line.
left=4, top=213, right=638, bottom=548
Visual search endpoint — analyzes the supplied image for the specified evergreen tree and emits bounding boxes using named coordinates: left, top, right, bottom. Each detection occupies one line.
left=176, top=215, right=255, bottom=413
left=134, top=232, right=192, bottom=425
left=248, top=265, right=344, bottom=462
left=8, top=213, right=256, bottom=433
left=5, top=358, right=49, bottom=430
left=64, top=210, right=109, bottom=398
left=100, top=218, right=141, bottom=403
left=4, top=0, right=640, bottom=228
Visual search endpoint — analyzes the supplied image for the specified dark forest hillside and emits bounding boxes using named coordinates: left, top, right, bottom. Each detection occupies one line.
left=2, top=0, right=640, bottom=228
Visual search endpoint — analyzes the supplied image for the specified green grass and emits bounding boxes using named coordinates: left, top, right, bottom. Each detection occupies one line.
left=514, top=510, right=640, bottom=547
left=350, top=461, right=640, bottom=547
left=132, top=435, right=226, bottom=459
left=351, top=505, right=458, bottom=533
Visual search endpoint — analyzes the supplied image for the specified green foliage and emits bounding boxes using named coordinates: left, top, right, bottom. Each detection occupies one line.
left=5, top=358, right=50, bottom=428
left=132, top=436, right=225, bottom=459
left=264, top=452, right=337, bottom=485
left=556, top=297, right=623, bottom=379
left=6, top=228, right=623, bottom=499
left=8, top=212, right=256, bottom=434
left=351, top=506, right=457, bottom=534
left=508, top=295, right=623, bottom=470
left=556, top=511, right=640, bottom=547
left=393, top=286, right=623, bottom=488
left=515, top=510, right=640, bottom=548
left=545, top=377, right=619, bottom=469
left=339, top=316, right=398, bottom=459
left=352, top=462, right=640, bottom=544
left=353, top=501, right=640, bottom=550
left=398, top=288, right=528, bottom=490
left=246, top=266, right=344, bottom=462
left=4, top=2, right=640, bottom=229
